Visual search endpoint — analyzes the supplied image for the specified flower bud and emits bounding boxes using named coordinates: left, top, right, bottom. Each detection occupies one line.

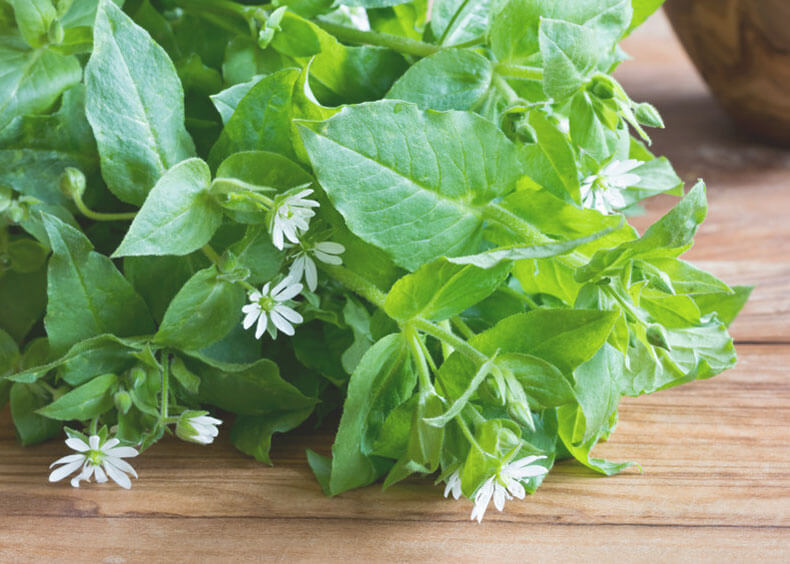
left=646, top=323, right=671, bottom=351
left=175, top=410, right=222, bottom=445
left=114, top=389, right=133, bottom=415
left=635, top=102, right=664, bottom=128
left=59, top=167, right=86, bottom=200
left=48, top=20, right=65, bottom=45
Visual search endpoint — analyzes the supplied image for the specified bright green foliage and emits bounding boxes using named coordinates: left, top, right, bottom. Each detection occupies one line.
left=0, top=0, right=745, bottom=513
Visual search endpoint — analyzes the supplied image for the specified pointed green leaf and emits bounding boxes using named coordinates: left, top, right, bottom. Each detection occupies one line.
left=42, top=214, right=155, bottom=356
left=85, top=0, right=195, bottom=205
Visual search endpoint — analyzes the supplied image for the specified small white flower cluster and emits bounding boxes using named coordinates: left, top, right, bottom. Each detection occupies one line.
left=580, top=159, right=642, bottom=215
left=444, top=455, right=549, bottom=523
left=243, top=188, right=345, bottom=340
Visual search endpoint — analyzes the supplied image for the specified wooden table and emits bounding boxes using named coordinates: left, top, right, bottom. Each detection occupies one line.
left=2, top=12, right=789, bottom=562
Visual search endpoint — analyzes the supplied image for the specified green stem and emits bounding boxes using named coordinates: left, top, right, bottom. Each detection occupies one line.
left=315, top=20, right=440, bottom=57
left=72, top=192, right=136, bottom=222
left=493, top=74, right=522, bottom=106
left=494, top=62, right=544, bottom=81
left=212, top=177, right=276, bottom=207
left=321, top=264, right=386, bottom=309
left=413, top=317, right=487, bottom=365
left=455, top=414, right=483, bottom=451
left=160, top=353, right=170, bottom=423
left=498, top=285, right=541, bottom=310
left=200, top=244, right=222, bottom=265
left=482, top=202, right=549, bottom=245
left=407, top=326, right=433, bottom=391
left=89, top=417, right=98, bottom=436
left=450, top=316, right=475, bottom=339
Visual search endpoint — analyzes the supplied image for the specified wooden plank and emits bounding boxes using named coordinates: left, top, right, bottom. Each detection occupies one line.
left=1, top=345, right=788, bottom=560
left=1, top=518, right=787, bottom=562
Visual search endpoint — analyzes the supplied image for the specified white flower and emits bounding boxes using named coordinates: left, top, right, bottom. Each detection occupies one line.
left=443, top=470, right=463, bottom=500
left=580, top=159, right=643, bottom=214
left=269, top=189, right=320, bottom=250
left=469, top=455, right=548, bottom=523
left=241, top=278, right=304, bottom=340
left=49, top=434, right=139, bottom=489
left=288, top=240, right=345, bottom=291
left=175, top=411, right=223, bottom=445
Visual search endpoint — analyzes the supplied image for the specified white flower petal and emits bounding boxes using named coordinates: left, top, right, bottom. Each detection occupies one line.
left=242, top=308, right=260, bottom=330
left=313, top=250, right=343, bottom=265
left=289, top=255, right=306, bottom=282
left=102, top=446, right=139, bottom=459
left=93, top=465, right=108, bottom=483
left=274, top=305, right=303, bottom=324
left=493, top=483, right=507, bottom=512
left=471, top=478, right=494, bottom=523
left=305, top=256, right=318, bottom=292
left=104, top=456, right=138, bottom=478
left=103, top=461, right=131, bottom=489
left=255, top=311, right=269, bottom=340
left=65, top=437, right=90, bottom=452
left=315, top=241, right=345, bottom=254
left=48, top=459, right=85, bottom=482
left=88, top=435, right=100, bottom=451
left=194, top=415, right=223, bottom=426
left=49, top=453, right=85, bottom=468
left=509, top=455, right=546, bottom=470
left=269, top=309, right=295, bottom=336
left=101, top=438, right=120, bottom=451
left=273, top=282, right=303, bottom=302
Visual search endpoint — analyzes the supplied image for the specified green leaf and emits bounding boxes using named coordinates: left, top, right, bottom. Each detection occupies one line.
left=124, top=254, right=206, bottom=323
left=113, top=158, right=221, bottom=257
left=557, top=402, right=633, bottom=475
left=386, top=49, right=493, bottom=111
left=693, top=285, right=752, bottom=327
left=383, top=388, right=445, bottom=488
left=209, top=75, right=262, bottom=124
left=628, top=0, right=665, bottom=35
left=84, top=0, right=195, bottom=205
left=497, top=352, right=575, bottom=409
left=576, top=182, right=708, bottom=283
left=0, top=38, right=82, bottom=129
left=330, top=333, right=415, bottom=495
left=0, top=265, right=47, bottom=343
left=522, top=110, right=580, bottom=201
left=37, top=373, right=117, bottom=420
left=431, top=0, right=491, bottom=46
left=471, top=309, right=619, bottom=374
left=0, top=328, right=20, bottom=377
left=8, top=0, right=57, bottom=48
left=539, top=19, right=602, bottom=100
left=299, top=101, right=524, bottom=271
left=190, top=355, right=318, bottom=415
left=9, top=382, right=61, bottom=445
left=231, top=408, right=314, bottom=465
left=208, top=68, right=300, bottom=167
left=571, top=344, right=623, bottom=443
left=154, top=265, right=246, bottom=351
left=42, top=213, right=155, bottom=356
left=214, top=150, right=314, bottom=225
left=9, top=334, right=143, bottom=386
left=385, top=259, right=511, bottom=322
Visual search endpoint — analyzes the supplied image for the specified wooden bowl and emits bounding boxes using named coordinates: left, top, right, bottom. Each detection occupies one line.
left=664, top=0, right=790, bottom=146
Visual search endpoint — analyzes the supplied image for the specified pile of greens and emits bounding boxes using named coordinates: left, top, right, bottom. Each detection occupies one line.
left=0, top=0, right=750, bottom=516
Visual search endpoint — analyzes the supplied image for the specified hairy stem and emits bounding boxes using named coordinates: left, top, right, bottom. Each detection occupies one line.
left=315, top=20, right=441, bottom=57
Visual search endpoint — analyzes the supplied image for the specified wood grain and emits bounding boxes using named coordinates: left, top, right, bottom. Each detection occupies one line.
left=2, top=11, right=790, bottom=563
left=1, top=345, right=788, bottom=560
left=664, top=0, right=790, bottom=146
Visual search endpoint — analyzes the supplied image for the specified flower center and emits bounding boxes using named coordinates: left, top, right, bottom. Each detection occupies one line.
left=88, top=450, right=103, bottom=466
left=257, top=295, right=275, bottom=311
